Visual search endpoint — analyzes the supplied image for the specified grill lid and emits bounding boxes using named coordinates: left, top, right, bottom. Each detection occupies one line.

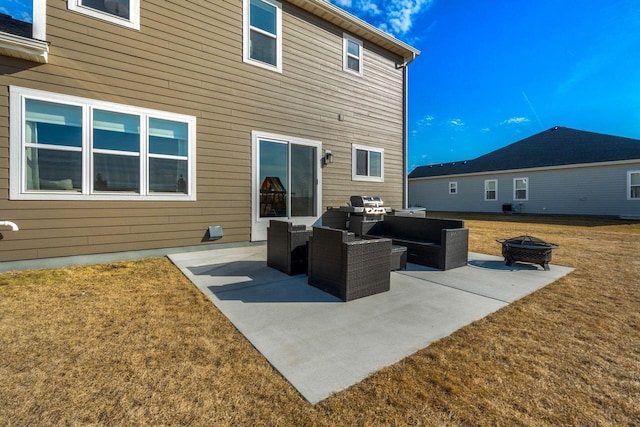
left=350, top=195, right=383, bottom=207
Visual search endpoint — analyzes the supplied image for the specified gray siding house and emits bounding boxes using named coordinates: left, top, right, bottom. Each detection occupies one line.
left=0, top=0, right=419, bottom=266
left=408, top=127, right=640, bottom=219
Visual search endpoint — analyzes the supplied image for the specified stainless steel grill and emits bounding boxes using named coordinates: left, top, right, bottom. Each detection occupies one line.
left=349, top=195, right=387, bottom=216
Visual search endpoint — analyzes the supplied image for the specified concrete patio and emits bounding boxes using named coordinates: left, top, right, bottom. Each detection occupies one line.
left=169, top=244, right=573, bottom=404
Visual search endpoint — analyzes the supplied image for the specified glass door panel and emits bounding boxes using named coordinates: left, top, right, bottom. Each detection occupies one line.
left=291, top=144, right=316, bottom=217
left=253, top=134, right=320, bottom=241
left=259, top=140, right=288, bottom=218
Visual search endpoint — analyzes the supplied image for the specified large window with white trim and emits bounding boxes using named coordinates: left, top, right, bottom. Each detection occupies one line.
left=514, top=177, right=528, bottom=201
left=243, top=0, right=282, bottom=72
left=10, top=86, right=196, bottom=201
left=68, top=0, right=140, bottom=30
left=485, top=179, right=497, bottom=200
left=629, top=171, right=640, bottom=200
left=352, top=144, right=383, bottom=182
left=343, top=33, right=363, bottom=76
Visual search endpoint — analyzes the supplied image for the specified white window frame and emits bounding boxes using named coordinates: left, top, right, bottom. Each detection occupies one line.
left=449, top=181, right=458, bottom=195
left=0, top=0, right=48, bottom=63
left=628, top=170, right=640, bottom=200
left=10, top=86, right=196, bottom=201
left=68, top=0, right=140, bottom=30
left=243, top=0, right=282, bottom=73
left=513, top=177, right=528, bottom=201
left=484, top=179, right=497, bottom=201
left=343, top=33, right=363, bottom=76
left=352, top=144, right=383, bottom=182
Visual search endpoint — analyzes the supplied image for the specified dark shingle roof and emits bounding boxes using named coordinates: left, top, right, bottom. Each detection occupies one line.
left=409, top=127, right=640, bottom=179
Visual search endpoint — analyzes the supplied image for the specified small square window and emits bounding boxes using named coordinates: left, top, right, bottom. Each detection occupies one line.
left=352, top=144, right=383, bottom=182
left=343, top=33, right=363, bottom=76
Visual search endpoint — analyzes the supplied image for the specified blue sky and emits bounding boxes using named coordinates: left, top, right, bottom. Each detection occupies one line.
left=4, top=1, right=639, bottom=172
left=329, top=0, right=640, bottom=171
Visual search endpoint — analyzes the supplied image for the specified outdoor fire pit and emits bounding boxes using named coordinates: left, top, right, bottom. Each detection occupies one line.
left=496, top=235, right=559, bottom=270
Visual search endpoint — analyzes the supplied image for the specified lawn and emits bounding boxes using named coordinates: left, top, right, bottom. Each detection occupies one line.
left=1, top=215, right=638, bottom=426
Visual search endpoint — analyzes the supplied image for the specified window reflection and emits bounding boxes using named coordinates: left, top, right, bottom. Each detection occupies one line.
left=82, top=0, right=130, bottom=19
left=259, top=140, right=287, bottom=217
left=0, top=3, right=33, bottom=38
left=291, top=145, right=316, bottom=217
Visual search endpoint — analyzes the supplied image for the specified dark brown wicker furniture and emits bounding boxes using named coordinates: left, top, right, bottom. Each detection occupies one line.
left=308, top=227, right=392, bottom=302
left=362, top=215, right=469, bottom=270
left=496, top=235, right=559, bottom=270
left=267, top=220, right=312, bottom=275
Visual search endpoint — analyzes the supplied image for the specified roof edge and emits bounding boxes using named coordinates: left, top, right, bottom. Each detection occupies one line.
left=288, top=0, right=420, bottom=61
left=408, top=159, right=640, bottom=180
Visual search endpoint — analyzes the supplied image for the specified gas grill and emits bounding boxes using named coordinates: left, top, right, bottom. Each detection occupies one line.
left=349, top=195, right=388, bottom=216
left=339, top=196, right=391, bottom=236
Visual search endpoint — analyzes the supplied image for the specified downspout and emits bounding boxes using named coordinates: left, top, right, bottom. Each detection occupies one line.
left=397, top=53, right=416, bottom=209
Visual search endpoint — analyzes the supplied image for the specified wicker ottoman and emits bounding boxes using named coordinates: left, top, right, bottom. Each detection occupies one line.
left=390, top=245, right=407, bottom=270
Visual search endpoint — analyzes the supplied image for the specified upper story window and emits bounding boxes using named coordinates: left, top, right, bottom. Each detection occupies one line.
left=343, top=33, right=363, bottom=76
left=243, top=0, right=282, bottom=73
left=628, top=171, right=640, bottom=200
left=514, top=177, right=528, bottom=201
left=449, top=182, right=458, bottom=194
left=352, top=144, right=383, bottom=182
left=10, top=86, right=196, bottom=201
left=68, top=0, right=140, bottom=30
left=485, top=179, right=497, bottom=200
left=0, top=0, right=48, bottom=63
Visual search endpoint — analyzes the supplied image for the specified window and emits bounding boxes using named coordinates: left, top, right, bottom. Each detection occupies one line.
left=10, top=86, right=196, bottom=201
left=68, top=0, right=140, bottom=30
left=629, top=171, right=640, bottom=200
left=514, top=177, right=528, bottom=201
left=243, top=0, right=282, bottom=73
left=343, top=33, right=363, bottom=75
left=485, top=179, right=497, bottom=200
left=449, top=182, right=458, bottom=194
left=0, top=0, right=48, bottom=63
left=352, top=144, right=383, bottom=182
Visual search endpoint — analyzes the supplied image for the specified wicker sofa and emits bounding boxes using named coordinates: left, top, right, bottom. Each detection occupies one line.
left=267, top=220, right=312, bottom=275
left=308, top=227, right=392, bottom=301
left=362, top=216, right=469, bottom=270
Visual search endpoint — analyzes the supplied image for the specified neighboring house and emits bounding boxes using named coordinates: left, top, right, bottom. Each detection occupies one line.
left=0, top=0, right=419, bottom=265
left=408, top=127, right=640, bottom=219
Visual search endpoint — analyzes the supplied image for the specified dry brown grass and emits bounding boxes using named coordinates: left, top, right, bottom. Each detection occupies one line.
left=1, top=214, right=639, bottom=426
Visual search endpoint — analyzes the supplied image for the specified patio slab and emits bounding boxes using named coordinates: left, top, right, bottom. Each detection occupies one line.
left=169, top=245, right=573, bottom=404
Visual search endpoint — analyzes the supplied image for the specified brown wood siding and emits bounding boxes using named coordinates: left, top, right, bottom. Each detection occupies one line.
left=0, top=0, right=406, bottom=262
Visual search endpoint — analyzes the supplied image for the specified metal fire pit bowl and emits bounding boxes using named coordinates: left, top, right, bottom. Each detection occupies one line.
left=496, top=235, right=559, bottom=271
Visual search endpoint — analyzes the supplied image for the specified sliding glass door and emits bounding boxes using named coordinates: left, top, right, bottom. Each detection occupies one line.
left=252, top=132, right=321, bottom=241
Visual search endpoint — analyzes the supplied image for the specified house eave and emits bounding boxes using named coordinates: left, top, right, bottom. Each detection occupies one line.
left=288, top=0, right=420, bottom=61
left=0, top=31, right=48, bottom=63
left=408, top=159, right=640, bottom=181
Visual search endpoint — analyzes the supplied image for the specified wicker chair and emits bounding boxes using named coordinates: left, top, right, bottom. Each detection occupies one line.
left=267, top=220, right=312, bottom=275
left=308, top=227, right=392, bottom=302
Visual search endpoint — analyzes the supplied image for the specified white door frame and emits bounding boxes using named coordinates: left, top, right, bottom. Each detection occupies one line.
left=251, top=130, right=322, bottom=241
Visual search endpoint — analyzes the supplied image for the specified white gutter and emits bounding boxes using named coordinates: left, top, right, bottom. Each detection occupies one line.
left=399, top=53, right=417, bottom=209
